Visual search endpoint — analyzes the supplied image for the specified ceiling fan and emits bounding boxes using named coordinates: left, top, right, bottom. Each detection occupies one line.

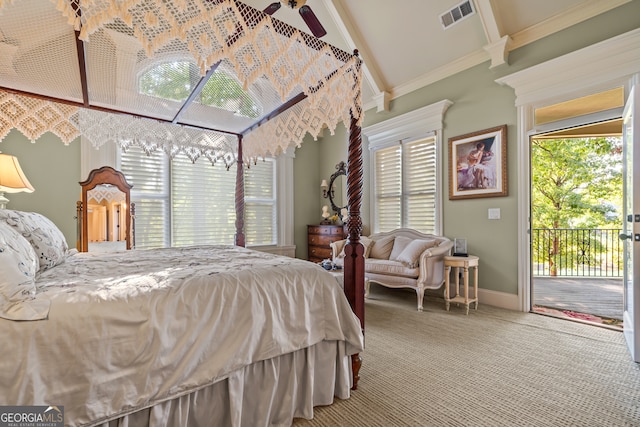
left=263, top=0, right=327, bottom=38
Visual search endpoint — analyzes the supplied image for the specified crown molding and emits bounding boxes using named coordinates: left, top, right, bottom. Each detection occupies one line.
left=484, top=35, right=513, bottom=68
left=496, top=28, right=640, bottom=107
left=363, top=99, right=453, bottom=149
left=364, top=0, right=631, bottom=110
left=392, top=50, right=489, bottom=101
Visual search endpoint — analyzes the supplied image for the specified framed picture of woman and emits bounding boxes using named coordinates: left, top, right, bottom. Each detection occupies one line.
left=449, top=124, right=507, bottom=200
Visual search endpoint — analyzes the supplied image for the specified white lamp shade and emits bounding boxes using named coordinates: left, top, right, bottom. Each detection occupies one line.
left=320, top=179, right=328, bottom=188
left=0, top=153, right=35, bottom=193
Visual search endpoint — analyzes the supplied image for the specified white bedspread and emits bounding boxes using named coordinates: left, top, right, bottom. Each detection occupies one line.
left=0, top=245, right=364, bottom=427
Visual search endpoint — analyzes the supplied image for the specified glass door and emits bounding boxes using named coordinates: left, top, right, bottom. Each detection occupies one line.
left=621, top=85, right=640, bottom=362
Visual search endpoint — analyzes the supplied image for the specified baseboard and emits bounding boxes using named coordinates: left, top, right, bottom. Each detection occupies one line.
left=478, top=288, right=520, bottom=311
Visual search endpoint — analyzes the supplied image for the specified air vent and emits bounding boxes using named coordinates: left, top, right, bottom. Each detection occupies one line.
left=440, top=0, right=475, bottom=29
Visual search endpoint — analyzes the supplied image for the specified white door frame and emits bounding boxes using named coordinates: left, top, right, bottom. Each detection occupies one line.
left=496, top=28, right=640, bottom=312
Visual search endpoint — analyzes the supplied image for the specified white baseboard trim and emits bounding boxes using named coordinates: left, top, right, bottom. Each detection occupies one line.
left=478, top=288, right=521, bottom=311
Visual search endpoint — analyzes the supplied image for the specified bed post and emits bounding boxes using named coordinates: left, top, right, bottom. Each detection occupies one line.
left=235, top=135, right=246, bottom=247
left=344, top=110, right=365, bottom=390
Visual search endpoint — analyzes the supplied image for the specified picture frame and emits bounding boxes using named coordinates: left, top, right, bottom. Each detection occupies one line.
left=453, top=238, right=468, bottom=256
left=449, top=124, right=507, bottom=200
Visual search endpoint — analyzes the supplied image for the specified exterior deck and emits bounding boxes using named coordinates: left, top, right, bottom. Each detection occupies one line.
left=532, top=276, right=623, bottom=321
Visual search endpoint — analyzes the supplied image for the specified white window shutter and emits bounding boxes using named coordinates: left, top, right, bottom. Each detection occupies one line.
left=121, top=147, right=278, bottom=248
left=245, top=159, right=277, bottom=246
left=374, top=145, right=402, bottom=231
left=121, top=147, right=170, bottom=249
left=172, top=155, right=236, bottom=246
left=403, top=139, right=437, bottom=233
left=373, top=137, right=437, bottom=234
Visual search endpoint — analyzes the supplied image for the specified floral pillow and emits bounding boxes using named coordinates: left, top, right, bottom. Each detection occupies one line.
left=0, top=210, right=69, bottom=273
left=0, top=222, right=50, bottom=320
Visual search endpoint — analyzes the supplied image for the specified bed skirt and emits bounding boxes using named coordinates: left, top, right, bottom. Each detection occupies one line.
left=95, top=340, right=353, bottom=427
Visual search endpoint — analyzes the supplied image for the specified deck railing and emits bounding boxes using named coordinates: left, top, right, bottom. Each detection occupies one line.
left=532, top=228, right=623, bottom=277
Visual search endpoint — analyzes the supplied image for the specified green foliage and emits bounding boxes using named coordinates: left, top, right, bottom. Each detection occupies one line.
left=531, top=136, right=623, bottom=274
left=139, top=61, right=261, bottom=118
left=139, top=61, right=192, bottom=102
left=531, top=137, right=622, bottom=229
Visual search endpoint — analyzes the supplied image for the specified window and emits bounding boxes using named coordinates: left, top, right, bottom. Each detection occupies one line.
left=121, top=147, right=277, bottom=249
left=373, top=137, right=437, bottom=233
left=139, top=60, right=262, bottom=119
left=363, top=100, right=451, bottom=235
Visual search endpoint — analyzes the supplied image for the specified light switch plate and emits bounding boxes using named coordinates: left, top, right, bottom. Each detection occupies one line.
left=488, top=208, right=501, bottom=220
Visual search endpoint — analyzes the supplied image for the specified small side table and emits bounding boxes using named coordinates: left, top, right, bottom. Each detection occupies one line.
left=444, top=255, right=479, bottom=315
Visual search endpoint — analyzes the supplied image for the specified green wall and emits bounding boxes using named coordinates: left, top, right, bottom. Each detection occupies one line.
left=292, top=0, right=640, bottom=296
left=0, top=130, right=81, bottom=249
left=293, top=133, right=322, bottom=259
left=294, top=121, right=373, bottom=260
left=1, top=0, right=638, bottom=297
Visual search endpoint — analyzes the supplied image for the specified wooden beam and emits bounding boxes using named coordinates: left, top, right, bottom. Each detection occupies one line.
left=234, top=134, right=246, bottom=247
left=172, top=61, right=222, bottom=124
left=241, top=92, right=307, bottom=136
left=0, top=86, right=242, bottom=138
left=74, top=31, right=90, bottom=107
left=70, top=1, right=89, bottom=107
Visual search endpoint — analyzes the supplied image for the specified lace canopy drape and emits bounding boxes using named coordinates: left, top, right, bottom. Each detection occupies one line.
left=0, top=0, right=363, bottom=164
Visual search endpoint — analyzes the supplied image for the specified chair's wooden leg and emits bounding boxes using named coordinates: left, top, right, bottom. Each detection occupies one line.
left=351, top=353, right=362, bottom=390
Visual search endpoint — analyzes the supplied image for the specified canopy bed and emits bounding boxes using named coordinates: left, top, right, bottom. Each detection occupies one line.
left=0, top=0, right=366, bottom=425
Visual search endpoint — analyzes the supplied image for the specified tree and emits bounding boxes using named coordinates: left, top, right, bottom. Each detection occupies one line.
left=139, top=61, right=261, bottom=118
left=531, top=136, right=622, bottom=275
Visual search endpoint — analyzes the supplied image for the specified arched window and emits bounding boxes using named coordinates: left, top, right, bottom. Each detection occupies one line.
left=139, top=61, right=262, bottom=119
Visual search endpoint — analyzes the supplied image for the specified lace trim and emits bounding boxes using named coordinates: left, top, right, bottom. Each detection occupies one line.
left=0, top=0, right=363, bottom=162
left=88, top=185, right=126, bottom=204
left=0, top=91, right=79, bottom=144
left=76, top=109, right=239, bottom=167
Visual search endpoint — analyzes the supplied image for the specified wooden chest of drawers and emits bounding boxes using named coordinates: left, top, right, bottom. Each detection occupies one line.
left=307, top=224, right=345, bottom=263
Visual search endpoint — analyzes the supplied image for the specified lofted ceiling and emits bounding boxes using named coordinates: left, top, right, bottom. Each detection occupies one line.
left=243, top=0, right=632, bottom=112
left=0, top=0, right=632, bottom=156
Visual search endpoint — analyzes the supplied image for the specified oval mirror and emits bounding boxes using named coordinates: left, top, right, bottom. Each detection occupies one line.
left=328, top=161, right=347, bottom=214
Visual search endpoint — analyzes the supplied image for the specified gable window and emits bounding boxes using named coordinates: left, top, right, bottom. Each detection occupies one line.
left=373, top=137, right=437, bottom=232
left=139, top=60, right=262, bottom=119
left=121, top=146, right=276, bottom=249
left=364, top=100, right=452, bottom=235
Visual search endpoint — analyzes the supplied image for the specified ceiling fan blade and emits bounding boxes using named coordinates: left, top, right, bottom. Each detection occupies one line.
left=299, top=5, right=326, bottom=38
left=264, top=2, right=281, bottom=15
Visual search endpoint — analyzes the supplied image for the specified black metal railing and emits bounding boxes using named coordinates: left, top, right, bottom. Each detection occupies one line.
left=532, top=228, right=623, bottom=277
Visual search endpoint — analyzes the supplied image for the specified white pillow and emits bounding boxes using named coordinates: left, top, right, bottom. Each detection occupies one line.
left=0, top=210, right=68, bottom=273
left=369, top=235, right=395, bottom=259
left=0, top=222, right=50, bottom=320
left=338, top=236, right=373, bottom=258
left=389, top=236, right=413, bottom=260
left=332, top=239, right=347, bottom=258
left=396, top=239, right=438, bottom=268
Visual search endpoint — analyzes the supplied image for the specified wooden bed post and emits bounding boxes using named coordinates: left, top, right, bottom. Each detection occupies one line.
left=235, top=135, right=246, bottom=247
left=344, top=110, right=365, bottom=390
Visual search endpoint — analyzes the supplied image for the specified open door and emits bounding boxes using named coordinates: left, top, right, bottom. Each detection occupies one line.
left=621, top=85, right=640, bottom=362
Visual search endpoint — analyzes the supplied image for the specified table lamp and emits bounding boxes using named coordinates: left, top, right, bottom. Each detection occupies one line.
left=0, top=152, right=35, bottom=209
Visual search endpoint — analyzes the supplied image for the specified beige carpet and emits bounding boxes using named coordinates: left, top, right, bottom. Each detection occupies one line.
left=293, top=286, right=640, bottom=426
